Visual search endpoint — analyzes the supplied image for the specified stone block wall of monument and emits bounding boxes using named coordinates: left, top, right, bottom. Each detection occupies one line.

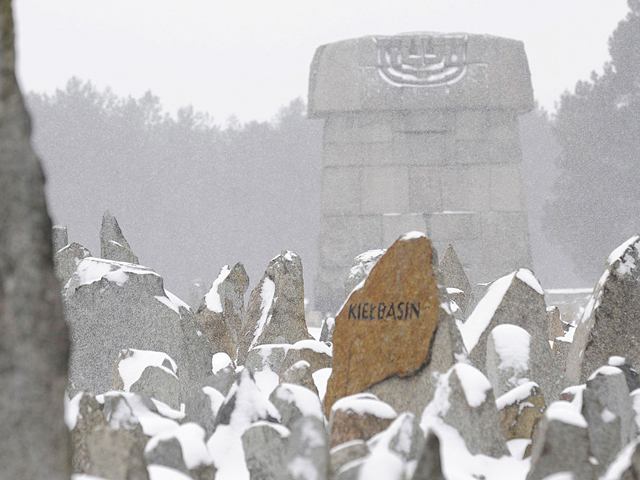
left=309, top=33, right=535, bottom=312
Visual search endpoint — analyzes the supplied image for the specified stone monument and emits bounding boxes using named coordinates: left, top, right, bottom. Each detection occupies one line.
left=308, top=33, right=534, bottom=312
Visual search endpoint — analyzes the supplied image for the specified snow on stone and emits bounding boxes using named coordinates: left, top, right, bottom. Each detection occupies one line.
left=151, top=399, right=185, bottom=421
left=608, top=356, right=627, bottom=366
left=73, top=257, right=159, bottom=288
left=506, top=439, right=531, bottom=460
left=102, top=391, right=179, bottom=437
left=65, top=391, right=83, bottom=430
left=275, top=383, right=324, bottom=420
left=205, top=265, right=231, bottom=313
left=72, top=475, right=111, bottom=480
left=147, top=465, right=193, bottom=480
left=331, top=393, right=398, bottom=419
left=253, top=369, right=281, bottom=396
left=607, top=235, right=640, bottom=266
left=461, top=272, right=515, bottom=352
left=602, top=438, right=638, bottom=480
left=491, top=325, right=531, bottom=373
left=453, top=363, right=491, bottom=408
left=539, top=473, right=575, bottom=480
left=616, top=251, right=637, bottom=276
left=308, top=327, right=322, bottom=340
left=159, top=290, right=191, bottom=314
left=447, top=287, right=464, bottom=294
left=421, top=370, right=453, bottom=420
left=514, top=268, right=544, bottom=295
left=118, top=349, right=178, bottom=392
left=289, top=339, right=333, bottom=356
left=212, top=352, right=233, bottom=374
left=145, top=422, right=213, bottom=469
left=400, top=231, right=427, bottom=241
left=587, top=365, right=622, bottom=381
left=496, top=381, right=540, bottom=410
left=288, top=456, right=321, bottom=480
left=312, top=368, right=331, bottom=403
left=249, top=277, right=276, bottom=351
left=562, top=385, right=586, bottom=410
left=601, top=408, right=617, bottom=423
left=203, top=387, right=225, bottom=418
left=545, top=401, right=588, bottom=428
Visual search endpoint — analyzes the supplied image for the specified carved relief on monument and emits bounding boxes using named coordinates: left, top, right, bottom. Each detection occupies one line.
left=375, top=34, right=468, bottom=87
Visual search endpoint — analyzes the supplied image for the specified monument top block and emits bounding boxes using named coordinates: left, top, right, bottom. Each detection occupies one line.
left=308, top=32, right=534, bottom=117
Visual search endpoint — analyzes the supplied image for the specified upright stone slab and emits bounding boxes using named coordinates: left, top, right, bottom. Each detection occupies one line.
left=52, top=225, right=68, bottom=253
left=0, top=4, right=71, bottom=478
left=100, top=210, right=139, bottom=264
left=566, top=235, right=640, bottom=384
left=439, top=244, right=472, bottom=314
left=310, top=32, right=535, bottom=311
left=324, top=233, right=457, bottom=416
left=237, top=250, right=312, bottom=364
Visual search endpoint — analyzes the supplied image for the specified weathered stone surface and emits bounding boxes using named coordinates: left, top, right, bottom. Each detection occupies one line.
left=325, top=233, right=444, bottom=414
left=439, top=243, right=472, bottom=314
left=496, top=382, right=546, bottom=440
left=270, top=382, right=324, bottom=428
left=285, top=416, right=329, bottom=480
left=100, top=210, right=139, bottom=264
left=527, top=401, right=595, bottom=480
left=567, top=236, right=640, bottom=384
left=582, top=366, right=635, bottom=473
left=242, top=421, right=290, bottom=480
left=130, top=365, right=181, bottom=409
left=421, top=363, right=508, bottom=457
left=344, top=248, right=386, bottom=296
left=53, top=241, right=92, bottom=286
left=52, top=225, right=68, bottom=253
left=282, top=339, right=333, bottom=374
left=320, top=316, right=335, bottom=343
left=329, top=393, right=398, bottom=448
left=0, top=6, right=71, bottom=477
left=238, top=250, right=312, bottom=363
left=553, top=336, right=571, bottom=373
left=196, top=262, right=249, bottom=360
left=546, top=306, right=564, bottom=342
left=64, top=257, right=208, bottom=396
left=280, top=360, right=319, bottom=395
left=461, top=269, right=565, bottom=401
left=411, top=430, right=446, bottom=480
left=244, top=344, right=290, bottom=376
left=330, top=440, right=369, bottom=479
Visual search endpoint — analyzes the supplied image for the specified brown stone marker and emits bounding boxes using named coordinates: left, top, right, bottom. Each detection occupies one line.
left=324, top=232, right=440, bottom=415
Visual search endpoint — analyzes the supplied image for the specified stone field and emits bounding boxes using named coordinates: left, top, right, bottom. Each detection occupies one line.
left=50, top=210, right=640, bottom=480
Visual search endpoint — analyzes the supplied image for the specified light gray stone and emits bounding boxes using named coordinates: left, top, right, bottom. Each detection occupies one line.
left=280, top=360, right=319, bottom=395
left=184, top=386, right=224, bottom=439
left=392, top=132, right=450, bottom=166
left=461, top=269, right=565, bottom=402
left=238, top=250, right=312, bottom=363
left=130, top=365, right=181, bottom=410
left=54, top=241, right=92, bottom=286
left=145, top=438, right=189, bottom=475
left=52, top=225, right=68, bottom=253
left=203, top=364, right=237, bottom=397
left=285, top=416, right=329, bottom=480
left=196, top=262, right=249, bottom=360
left=242, top=421, right=290, bottom=480
left=602, top=440, right=640, bottom=480
left=344, top=248, right=386, bottom=297
left=479, top=212, right=533, bottom=281
left=428, top=211, right=482, bottom=242
left=411, top=430, right=445, bottom=480
left=439, top=244, right=472, bottom=314
left=527, top=402, right=595, bottom=480
left=64, top=257, right=209, bottom=396
left=566, top=235, right=640, bottom=384
left=608, top=356, right=640, bottom=393
left=244, top=344, right=289, bottom=376
left=100, top=210, right=139, bottom=264
left=546, top=306, right=564, bottom=342
left=422, top=363, right=508, bottom=458
left=270, top=382, right=324, bottom=429
left=0, top=8, right=71, bottom=478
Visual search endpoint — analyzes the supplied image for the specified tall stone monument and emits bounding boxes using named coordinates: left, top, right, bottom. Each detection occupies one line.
left=308, top=33, right=535, bottom=312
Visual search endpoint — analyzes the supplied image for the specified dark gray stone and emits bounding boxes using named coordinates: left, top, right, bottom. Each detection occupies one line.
left=52, top=225, right=68, bottom=253
left=53, top=242, right=92, bottom=286
left=238, top=250, right=312, bottom=364
left=410, top=430, right=445, bottom=480
left=184, top=386, right=225, bottom=440
left=344, top=248, right=386, bottom=296
left=130, top=365, right=181, bottom=410
left=242, top=421, right=290, bottom=480
left=196, top=262, right=249, bottom=360
left=0, top=6, right=71, bottom=477
left=461, top=269, right=565, bottom=402
left=422, top=363, right=508, bottom=458
left=145, top=438, right=189, bottom=474
left=100, top=210, right=139, bottom=264
left=527, top=402, right=595, bottom=480
left=566, top=235, right=640, bottom=384
left=439, top=243, right=472, bottom=314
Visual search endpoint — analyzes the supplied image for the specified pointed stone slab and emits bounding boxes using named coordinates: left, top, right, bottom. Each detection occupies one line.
left=324, top=232, right=441, bottom=415
left=439, top=244, right=471, bottom=314
left=566, top=235, right=640, bottom=384
left=100, top=210, right=139, bottom=264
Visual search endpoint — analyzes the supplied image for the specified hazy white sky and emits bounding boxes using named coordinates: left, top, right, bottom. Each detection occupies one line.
left=14, top=0, right=629, bottom=123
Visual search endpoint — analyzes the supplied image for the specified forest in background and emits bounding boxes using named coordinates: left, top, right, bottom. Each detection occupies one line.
left=26, top=2, right=640, bottom=305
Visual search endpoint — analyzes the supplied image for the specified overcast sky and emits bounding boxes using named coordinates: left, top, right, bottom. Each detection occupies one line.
left=14, top=0, right=629, bottom=124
